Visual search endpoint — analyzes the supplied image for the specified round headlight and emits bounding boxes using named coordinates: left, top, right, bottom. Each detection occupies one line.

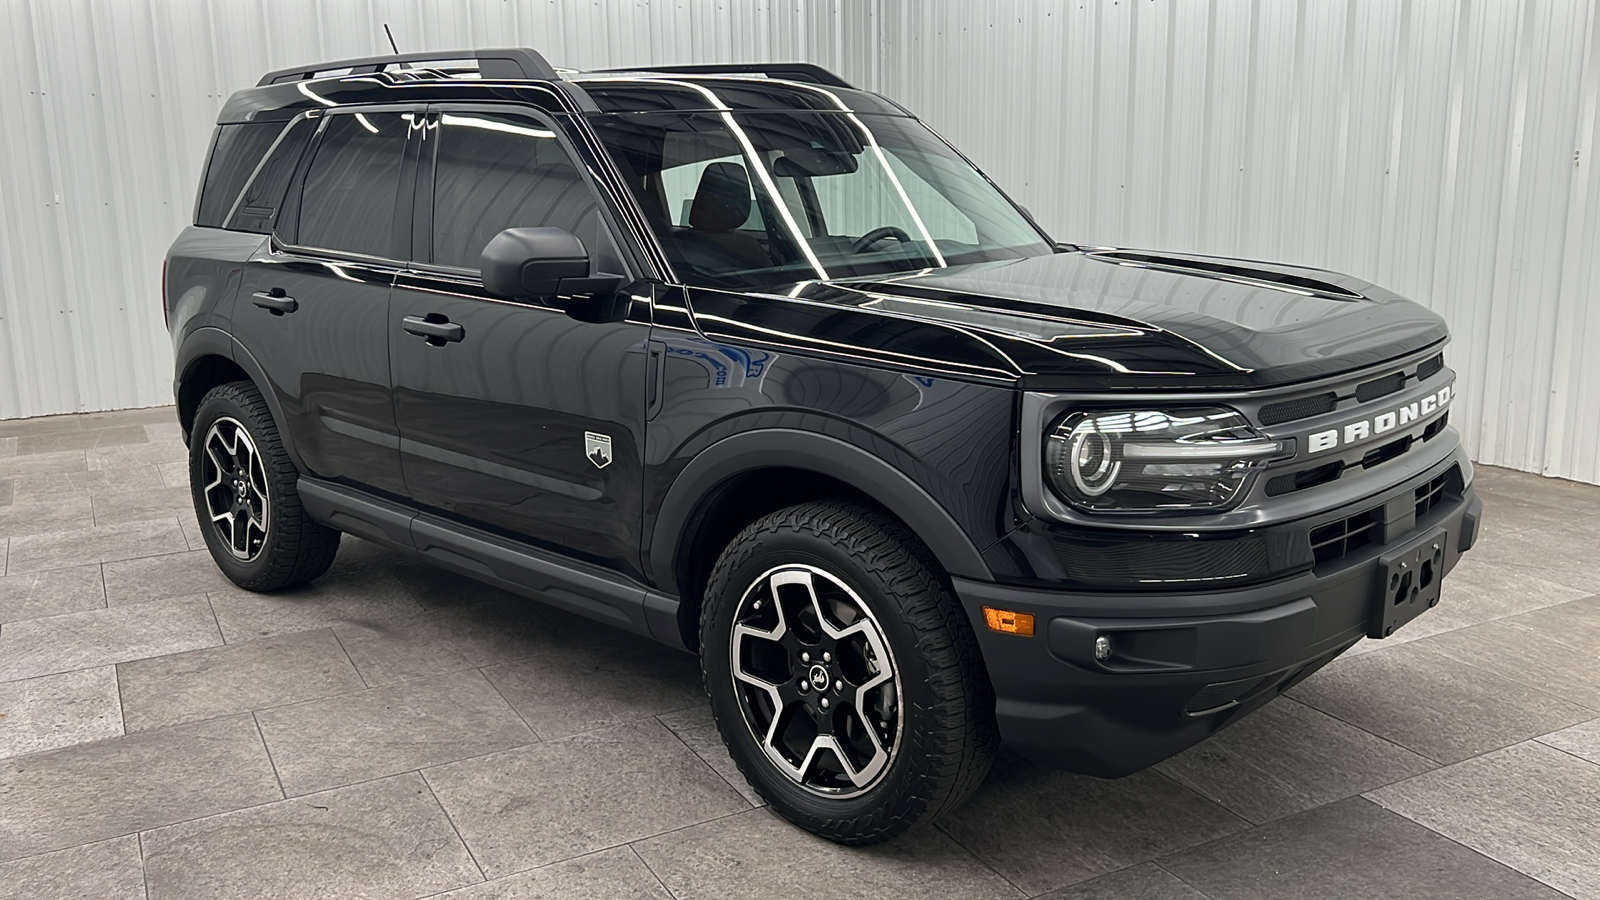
left=1067, top=429, right=1118, bottom=496
left=1044, top=407, right=1284, bottom=513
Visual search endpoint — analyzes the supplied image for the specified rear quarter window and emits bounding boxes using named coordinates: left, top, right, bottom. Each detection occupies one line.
left=195, top=118, right=311, bottom=233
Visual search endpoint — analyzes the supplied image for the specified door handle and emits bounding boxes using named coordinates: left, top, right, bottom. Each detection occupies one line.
left=251, top=289, right=298, bottom=314
left=402, top=314, right=465, bottom=344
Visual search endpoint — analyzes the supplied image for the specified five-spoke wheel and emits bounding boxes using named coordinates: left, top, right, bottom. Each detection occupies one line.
left=731, top=564, right=902, bottom=796
left=199, top=416, right=270, bottom=560
left=189, top=381, right=339, bottom=590
left=701, top=500, right=997, bottom=844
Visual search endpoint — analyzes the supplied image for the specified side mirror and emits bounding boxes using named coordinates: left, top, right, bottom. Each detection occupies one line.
left=480, top=227, right=623, bottom=308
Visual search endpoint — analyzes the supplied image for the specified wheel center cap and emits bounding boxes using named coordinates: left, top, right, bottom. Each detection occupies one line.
left=808, top=664, right=830, bottom=691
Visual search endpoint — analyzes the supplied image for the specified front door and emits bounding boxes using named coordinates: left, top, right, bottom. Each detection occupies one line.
left=235, top=107, right=421, bottom=497
left=389, top=106, right=651, bottom=579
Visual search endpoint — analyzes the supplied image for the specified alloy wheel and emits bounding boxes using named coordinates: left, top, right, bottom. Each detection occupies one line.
left=199, top=416, right=270, bottom=560
left=729, top=564, right=903, bottom=797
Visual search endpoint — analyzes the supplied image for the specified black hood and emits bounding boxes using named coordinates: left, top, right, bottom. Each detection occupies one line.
left=685, top=248, right=1449, bottom=390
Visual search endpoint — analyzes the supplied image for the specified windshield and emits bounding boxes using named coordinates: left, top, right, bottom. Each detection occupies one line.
left=588, top=110, right=1053, bottom=289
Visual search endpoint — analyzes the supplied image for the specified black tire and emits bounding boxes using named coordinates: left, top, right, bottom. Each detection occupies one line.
left=189, top=381, right=339, bottom=591
left=700, top=500, right=997, bottom=844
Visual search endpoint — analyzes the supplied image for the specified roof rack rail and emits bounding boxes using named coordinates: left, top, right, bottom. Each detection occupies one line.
left=596, top=63, right=855, bottom=90
left=257, top=48, right=558, bottom=87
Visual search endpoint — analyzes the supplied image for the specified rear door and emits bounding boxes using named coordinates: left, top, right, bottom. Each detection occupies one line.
left=235, top=106, right=423, bottom=496
left=389, top=105, right=652, bottom=579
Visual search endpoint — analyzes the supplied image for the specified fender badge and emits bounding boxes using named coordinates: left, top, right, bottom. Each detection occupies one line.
left=584, top=431, right=613, bottom=469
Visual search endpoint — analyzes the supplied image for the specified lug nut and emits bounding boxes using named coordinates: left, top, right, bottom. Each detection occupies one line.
left=820, top=698, right=830, bottom=709
left=797, top=679, right=809, bottom=692
left=835, top=679, right=844, bottom=692
left=801, top=652, right=810, bottom=663
left=822, top=651, right=831, bottom=662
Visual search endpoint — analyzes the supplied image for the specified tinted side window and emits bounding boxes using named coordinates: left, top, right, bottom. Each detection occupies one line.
left=430, top=112, right=598, bottom=269
left=297, top=112, right=410, bottom=258
left=195, top=122, right=282, bottom=227
left=224, top=117, right=314, bottom=234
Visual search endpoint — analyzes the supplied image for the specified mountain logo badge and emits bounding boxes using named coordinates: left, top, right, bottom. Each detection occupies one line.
left=584, top=431, right=613, bottom=470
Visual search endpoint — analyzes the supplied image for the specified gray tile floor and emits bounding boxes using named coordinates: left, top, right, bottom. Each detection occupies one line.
left=1, top=406, right=1598, bottom=900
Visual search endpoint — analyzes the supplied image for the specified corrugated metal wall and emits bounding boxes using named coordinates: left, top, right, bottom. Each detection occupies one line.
left=0, top=0, right=871, bottom=421
left=2, top=0, right=1597, bottom=484
left=873, top=0, right=1600, bottom=484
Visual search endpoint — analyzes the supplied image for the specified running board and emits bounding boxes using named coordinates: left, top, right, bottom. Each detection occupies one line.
left=296, top=477, right=686, bottom=650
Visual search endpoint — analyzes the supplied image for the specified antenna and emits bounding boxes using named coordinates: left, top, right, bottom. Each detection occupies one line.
left=383, top=23, right=400, bottom=55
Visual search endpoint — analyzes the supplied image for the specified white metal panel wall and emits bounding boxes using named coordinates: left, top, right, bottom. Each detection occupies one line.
left=3, top=1, right=1598, bottom=486
left=0, top=0, right=869, bottom=421
left=869, top=0, right=1600, bottom=484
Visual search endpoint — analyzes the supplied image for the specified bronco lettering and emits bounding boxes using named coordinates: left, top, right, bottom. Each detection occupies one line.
left=1308, top=385, right=1453, bottom=454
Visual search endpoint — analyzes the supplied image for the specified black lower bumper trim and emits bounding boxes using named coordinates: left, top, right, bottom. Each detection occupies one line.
left=956, top=481, right=1481, bottom=776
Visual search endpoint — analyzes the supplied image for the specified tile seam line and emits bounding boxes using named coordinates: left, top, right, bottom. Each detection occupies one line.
left=1357, top=783, right=1585, bottom=900
left=136, top=830, right=151, bottom=900
left=1149, top=859, right=1223, bottom=900
left=624, top=842, right=683, bottom=900
left=652, top=710, right=759, bottom=810
left=408, top=801, right=760, bottom=887
left=1413, top=633, right=1600, bottom=717
left=0, top=770, right=288, bottom=863
left=249, top=710, right=288, bottom=800
left=616, top=804, right=771, bottom=869
left=1300, top=633, right=1600, bottom=725
left=415, top=767, right=489, bottom=885
left=478, top=662, right=546, bottom=742
left=323, top=620, right=373, bottom=689
left=405, top=844, right=681, bottom=900
left=930, top=818, right=1030, bottom=898
left=1528, top=735, right=1600, bottom=772
left=279, top=728, right=547, bottom=801
left=1273, top=692, right=1451, bottom=767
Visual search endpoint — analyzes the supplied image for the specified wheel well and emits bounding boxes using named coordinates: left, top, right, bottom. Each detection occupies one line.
left=177, top=355, right=250, bottom=438
left=672, top=467, right=929, bottom=651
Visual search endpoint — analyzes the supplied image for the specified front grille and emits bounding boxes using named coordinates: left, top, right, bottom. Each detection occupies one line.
left=1309, top=507, right=1380, bottom=565
left=1360, top=435, right=1413, bottom=469
left=1054, top=537, right=1270, bottom=586
left=1260, top=392, right=1337, bottom=426
left=1415, top=466, right=1459, bottom=519
left=1266, top=461, right=1343, bottom=496
left=1307, top=463, right=1461, bottom=567
left=1260, top=409, right=1450, bottom=499
left=1257, top=353, right=1446, bottom=429
left=1355, top=371, right=1406, bottom=402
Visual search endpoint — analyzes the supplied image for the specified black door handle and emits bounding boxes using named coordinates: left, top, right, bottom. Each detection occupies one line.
left=251, top=289, right=298, bottom=314
left=402, top=314, right=465, bottom=344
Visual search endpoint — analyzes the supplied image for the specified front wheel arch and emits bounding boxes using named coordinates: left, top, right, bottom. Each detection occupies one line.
left=650, top=430, right=994, bottom=649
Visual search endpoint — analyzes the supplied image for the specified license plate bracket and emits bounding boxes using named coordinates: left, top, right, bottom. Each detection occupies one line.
left=1371, top=527, right=1448, bottom=639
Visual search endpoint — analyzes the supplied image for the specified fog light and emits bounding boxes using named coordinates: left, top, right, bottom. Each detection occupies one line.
left=1093, top=634, right=1113, bottom=661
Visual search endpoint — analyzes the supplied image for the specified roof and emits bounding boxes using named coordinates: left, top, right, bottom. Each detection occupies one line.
left=220, top=49, right=903, bottom=124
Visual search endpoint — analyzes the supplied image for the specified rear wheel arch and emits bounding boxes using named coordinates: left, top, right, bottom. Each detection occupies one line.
left=175, top=331, right=303, bottom=470
left=651, top=430, right=993, bottom=650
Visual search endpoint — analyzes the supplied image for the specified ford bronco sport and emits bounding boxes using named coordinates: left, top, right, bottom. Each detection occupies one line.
left=166, top=48, right=1482, bottom=844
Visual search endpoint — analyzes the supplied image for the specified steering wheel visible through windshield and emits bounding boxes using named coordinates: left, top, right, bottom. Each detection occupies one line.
left=586, top=104, right=1053, bottom=289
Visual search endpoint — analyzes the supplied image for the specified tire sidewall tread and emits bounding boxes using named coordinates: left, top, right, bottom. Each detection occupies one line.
left=189, top=381, right=339, bottom=592
left=700, top=499, right=997, bottom=845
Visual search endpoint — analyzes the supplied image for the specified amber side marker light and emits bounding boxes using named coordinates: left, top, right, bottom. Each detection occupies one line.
left=982, top=607, right=1035, bottom=636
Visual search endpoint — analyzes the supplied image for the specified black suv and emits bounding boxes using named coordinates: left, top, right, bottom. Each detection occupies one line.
left=166, top=48, right=1482, bottom=844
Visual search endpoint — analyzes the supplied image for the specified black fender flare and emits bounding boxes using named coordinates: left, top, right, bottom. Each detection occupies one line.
left=173, top=327, right=306, bottom=472
left=648, top=428, right=993, bottom=592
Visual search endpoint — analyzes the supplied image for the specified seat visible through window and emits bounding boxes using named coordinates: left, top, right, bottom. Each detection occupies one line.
left=679, top=161, right=772, bottom=270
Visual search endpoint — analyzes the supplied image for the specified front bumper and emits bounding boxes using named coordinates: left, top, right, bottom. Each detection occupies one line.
left=953, top=460, right=1482, bottom=777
